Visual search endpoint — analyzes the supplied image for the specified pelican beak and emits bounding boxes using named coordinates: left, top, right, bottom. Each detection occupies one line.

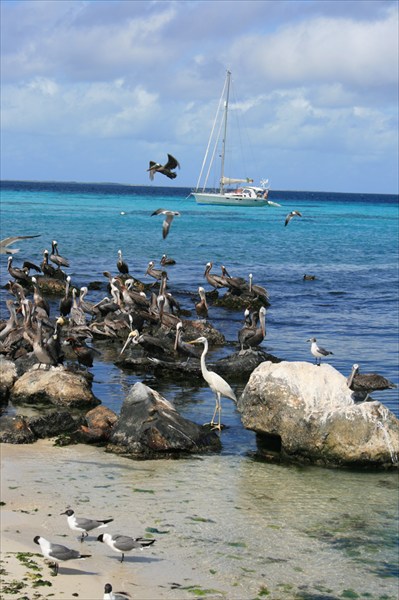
left=120, top=333, right=133, bottom=355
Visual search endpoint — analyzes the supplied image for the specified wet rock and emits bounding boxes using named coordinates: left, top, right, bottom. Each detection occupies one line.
left=14, top=353, right=38, bottom=377
left=78, top=406, right=118, bottom=443
left=10, top=366, right=100, bottom=409
left=27, top=409, right=84, bottom=438
left=0, top=357, right=17, bottom=404
left=214, top=348, right=281, bottom=381
left=238, top=361, right=399, bottom=469
left=0, top=415, right=36, bottom=444
left=36, top=275, right=67, bottom=292
left=107, top=382, right=221, bottom=458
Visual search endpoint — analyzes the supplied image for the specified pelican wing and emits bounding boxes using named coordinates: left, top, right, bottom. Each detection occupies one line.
left=165, top=154, right=180, bottom=170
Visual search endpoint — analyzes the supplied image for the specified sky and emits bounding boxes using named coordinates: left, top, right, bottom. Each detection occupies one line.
left=1, top=0, right=398, bottom=194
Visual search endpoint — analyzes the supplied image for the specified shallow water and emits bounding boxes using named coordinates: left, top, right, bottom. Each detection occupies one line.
left=0, top=181, right=398, bottom=596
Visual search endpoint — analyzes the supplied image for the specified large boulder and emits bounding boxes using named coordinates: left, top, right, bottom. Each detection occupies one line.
left=0, top=357, right=17, bottom=404
left=107, top=382, right=221, bottom=458
left=238, top=361, right=399, bottom=468
left=78, top=406, right=118, bottom=443
left=10, top=366, right=100, bottom=409
left=0, top=416, right=36, bottom=444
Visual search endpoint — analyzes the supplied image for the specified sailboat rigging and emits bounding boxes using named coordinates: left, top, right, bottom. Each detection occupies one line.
left=191, top=71, right=277, bottom=208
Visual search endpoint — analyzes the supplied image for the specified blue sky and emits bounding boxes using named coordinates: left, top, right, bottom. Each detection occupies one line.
left=1, top=0, right=398, bottom=193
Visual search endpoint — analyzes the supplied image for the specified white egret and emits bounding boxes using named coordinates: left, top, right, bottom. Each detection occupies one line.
left=188, top=336, right=237, bottom=430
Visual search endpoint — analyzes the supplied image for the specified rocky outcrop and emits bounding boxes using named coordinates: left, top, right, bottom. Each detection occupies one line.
left=0, top=416, right=36, bottom=444
left=107, top=382, right=221, bottom=458
left=10, top=366, right=100, bottom=409
left=0, top=358, right=17, bottom=404
left=78, top=406, right=118, bottom=443
left=28, top=409, right=84, bottom=439
left=238, top=361, right=399, bottom=468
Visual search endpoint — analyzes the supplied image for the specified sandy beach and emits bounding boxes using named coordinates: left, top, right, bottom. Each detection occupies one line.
left=2, top=438, right=399, bottom=600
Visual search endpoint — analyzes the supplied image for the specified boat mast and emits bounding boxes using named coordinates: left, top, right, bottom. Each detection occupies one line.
left=219, top=70, right=231, bottom=194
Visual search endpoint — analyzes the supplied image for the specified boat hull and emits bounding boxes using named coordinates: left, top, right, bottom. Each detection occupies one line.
left=192, top=192, right=269, bottom=207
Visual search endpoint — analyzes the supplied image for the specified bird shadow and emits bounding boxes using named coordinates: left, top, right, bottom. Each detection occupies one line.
left=109, top=555, right=161, bottom=564
left=56, top=567, right=99, bottom=576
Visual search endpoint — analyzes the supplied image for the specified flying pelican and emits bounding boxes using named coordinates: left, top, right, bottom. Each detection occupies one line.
left=61, top=509, right=114, bottom=542
left=151, top=208, right=181, bottom=239
left=285, top=211, right=302, bottom=226
left=103, top=583, right=131, bottom=600
left=188, top=336, right=237, bottom=430
left=97, top=533, right=155, bottom=563
left=307, top=337, right=333, bottom=366
left=147, top=154, right=180, bottom=180
left=346, top=364, right=397, bottom=401
left=33, top=536, right=91, bottom=575
left=0, top=234, right=40, bottom=255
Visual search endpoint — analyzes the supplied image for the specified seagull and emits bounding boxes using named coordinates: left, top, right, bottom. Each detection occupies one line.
left=347, top=364, right=397, bottom=401
left=285, top=211, right=302, bottom=226
left=151, top=208, right=181, bottom=239
left=104, top=583, right=131, bottom=600
left=33, top=535, right=91, bottom=574
left=61, top=508, right=114, bottom=542
left=147, top=154, right=180, bottom=180
left=97, top=533, right=156, bottom=562
left=307, top=337, right=333, bottom=366
left=0, top=234, right=40, bottom=255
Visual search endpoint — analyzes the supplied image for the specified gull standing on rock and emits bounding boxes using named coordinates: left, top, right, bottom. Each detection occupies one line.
left=307, top=337, right=333, bottom=366
left=151, top=208, right=181, bottom=239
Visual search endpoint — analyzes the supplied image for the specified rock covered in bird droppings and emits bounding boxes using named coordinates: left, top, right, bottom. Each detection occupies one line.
left=238, top=361, right=399, bottom=468
left=10, top=366, right=100, bottom=409
left=107, top=382, right=221, bottom=457
left=0, top=357, right=17, bottom=404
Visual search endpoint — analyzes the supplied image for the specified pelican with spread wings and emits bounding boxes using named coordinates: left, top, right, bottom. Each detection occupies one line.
left=147, top=154, right=180, bottom=180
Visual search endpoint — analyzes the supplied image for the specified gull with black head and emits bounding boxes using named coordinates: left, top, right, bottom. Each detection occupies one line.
left=61, top=508, right=114, bottom=541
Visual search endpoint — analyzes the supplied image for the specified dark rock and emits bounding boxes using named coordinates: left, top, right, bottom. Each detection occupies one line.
left=213, top=348, right=281, bottom=381
left=78, top=406, right=118, bottom=443
left=0, top=357, right=17, bottom=403
left=28, top=409, right=84, bottom=438
left=107, top=382, right=221, bottom=458
left=0, top=415, right=36, bottom=444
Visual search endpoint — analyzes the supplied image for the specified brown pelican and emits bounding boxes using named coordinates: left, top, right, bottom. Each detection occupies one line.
left=59, top=276, right=72, bottom=316
left=285, top=210, right=302, bottom=226
left=151, top=208, right=181, bottom=239
left=248, top=273, right=270, bottom=305
left=41, top=249, right=57, bottom=278
left=347, top=364, right=397, bottom=401
left=32, top=320, right=58, bottom=368
left=7, top=256, right=30, bottom=284
left=22, top=260, right=41, bottom=275
left=195, top=287, right=208, bottom=319
left=221, top=265, right=248, bottom=294
left=120, top=328, right=168, bottom=356
left=238, top=306, right=266, bottom=351
left=64, top=337, right=101, bottom=368
left=307, top=337, right=333, bottom=366
left=147, top=154, right=180, bottom=180
left=31, top=277, right=50, bottom=317
left=50, top=240, right=70, bottom=268
left=204, top=262, right=228, bottom=290
left=0, top=234, right=40, bottom=255
left=160, top=254, right=176, bottom=266
left=117, top=250, right=129, bottom=275
left=70, top=288, right=86, bottom=327
left=303, top=274, right=316, bottom=280
left=174, top=322, right=200, bottom=358
left=146, top=261, right=164, bottom=281
left=0, top=300, right=19, bottom=341
left=188, top=336, right=237, bottom=430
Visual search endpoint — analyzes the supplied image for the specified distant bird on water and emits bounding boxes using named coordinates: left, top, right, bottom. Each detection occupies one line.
left=346, top=364, right=397, bottom=401
left=285, top=211, right=302, bottom=226
left=147, top=153, right=180, bottom=180
left=151, top=208, right=180, bottom=239
left=104, top=583, right=131, bottom=600
left=307, top=337, right=333, bottom=366
left=0, top=234, right=40, bottom=255
left=61, top=508, right=114, bottom=542
left=33, top=535, right=91, bottom=574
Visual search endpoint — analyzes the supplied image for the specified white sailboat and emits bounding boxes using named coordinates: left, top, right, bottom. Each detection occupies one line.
left=191, top=71, right=277, bottom=208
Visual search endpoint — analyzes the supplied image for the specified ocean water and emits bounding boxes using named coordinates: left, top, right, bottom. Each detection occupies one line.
left=0, top=181, right=398, bottom=598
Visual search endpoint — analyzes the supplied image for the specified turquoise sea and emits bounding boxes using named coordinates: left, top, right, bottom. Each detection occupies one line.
left=0, top=181, right=398, bottom=599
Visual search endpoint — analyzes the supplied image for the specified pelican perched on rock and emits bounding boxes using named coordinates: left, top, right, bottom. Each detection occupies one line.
left=117, top=250, right=129, bottom=275
left=238, top=306, right=266, bottom=351
left=195, top=287, right=208, bottom=319
left=188, top=336, right=237, bottom=430
left=347, top=364, right=397, bottom=401
left=151, top=208, right=181, bottom=239
left=204, top=262, right=228, bottom=290
left=7, top=256, right=30, bottom=284
left=248, top=273, right=269, bottom=305
left=147, top=154, right=180, bottom=180
left=50, top=240, right=70, bottom=269
left=146, top=261, right=165, bottom=281
left=307, top=337, right=333, bottom=366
